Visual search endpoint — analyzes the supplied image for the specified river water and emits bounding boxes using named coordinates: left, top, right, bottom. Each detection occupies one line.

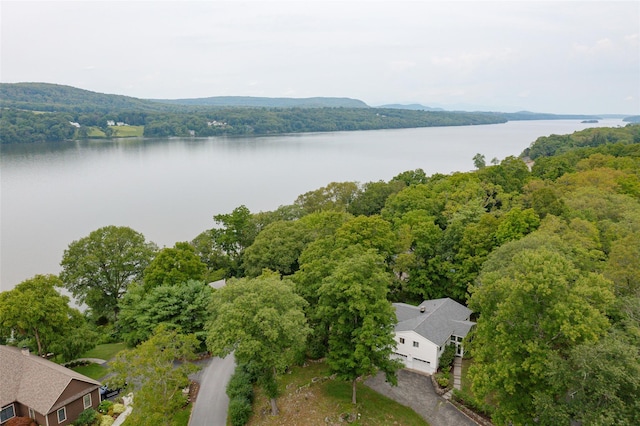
left=0, top=119, right=623, bottom=290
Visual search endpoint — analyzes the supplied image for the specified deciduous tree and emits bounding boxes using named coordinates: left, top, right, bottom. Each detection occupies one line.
left=206, top=272, right=309, bottom=415
left=108, top=325, right=200, bottom=426
left=118, top=280, right=212, bottom=347
left=143, top=242, right=207, bottom=290
left=318, top=249, right=402, bottom=404
left=0, top=274, right=91, bottom=357
left=468, top=248, right=614, bottom=425
left=60, top=226, right=157, bottom=322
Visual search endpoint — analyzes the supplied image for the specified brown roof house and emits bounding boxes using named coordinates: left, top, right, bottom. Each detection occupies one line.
left=0, top=346, right=101, bottom=426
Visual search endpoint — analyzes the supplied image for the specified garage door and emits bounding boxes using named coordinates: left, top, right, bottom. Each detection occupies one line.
left=412, top=357, right=434, bottom=374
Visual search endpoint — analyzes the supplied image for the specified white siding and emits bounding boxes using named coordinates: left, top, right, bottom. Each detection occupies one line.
left=393, top=331, right=439, bottom=374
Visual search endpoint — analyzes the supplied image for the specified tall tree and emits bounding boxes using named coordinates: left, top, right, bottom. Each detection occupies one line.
left=468, top=247, right=614, bottom=425
left=118, top=280, right=212, bottom=347
left=143, top=242, right=207, bottom=290
left=0, top=274, right=88, bottom=357
left=60, top=225, right=157, bottom=322
left=318, top=249, right=402, bottom=404
left=108, top=325, right=200, bottom=426
left=206, top=272, right=309, bottom=415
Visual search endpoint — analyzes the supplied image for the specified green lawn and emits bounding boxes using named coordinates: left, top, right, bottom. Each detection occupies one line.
left=81, top=342, right=126, bottom=361
left=86, top=127, right=106, bottom=137
left=111, top=125, right=144, bottom=137
left=71, top=362, right=108, bottom=380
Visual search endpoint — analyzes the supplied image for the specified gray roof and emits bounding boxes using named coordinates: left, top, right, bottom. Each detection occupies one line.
left=394, top=298, right=475, bottom=347
left=208, top=279, right=226, bottom=289
left=0, top=345, right=101, bottom=415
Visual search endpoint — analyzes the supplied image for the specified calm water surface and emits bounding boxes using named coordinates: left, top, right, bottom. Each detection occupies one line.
left=0, top=119, right=623, bottom=290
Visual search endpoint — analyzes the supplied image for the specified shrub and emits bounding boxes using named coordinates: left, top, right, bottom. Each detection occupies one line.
left=110, top=403, right=125, bottom=415
left=228, top=397, right=252, bottom=426
left=6, top=417, right=36, bottom=426
left=439, top=344, right=456, bottom=370
left=226, top=369, right=254, bottom=402
left=97, top=400, right=113, bottom=414
left=452, top=389, right=494, bottom=417
left=73, top=408, right=98, bottom=426
left=98, top=415, right=114, bottom=426
left=435, top=370, right=450, bottom=388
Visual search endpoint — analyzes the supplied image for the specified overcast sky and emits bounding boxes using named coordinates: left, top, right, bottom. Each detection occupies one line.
left=1, top=1, right=638, bottom=114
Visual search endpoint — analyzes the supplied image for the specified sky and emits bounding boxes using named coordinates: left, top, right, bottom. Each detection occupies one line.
left=1, top=0, right=639, bottom=115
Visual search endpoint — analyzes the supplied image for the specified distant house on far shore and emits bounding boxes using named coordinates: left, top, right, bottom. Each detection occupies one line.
left=0, top=346, right=101, bottom=426
left=392, top=298, right=475, bottom=374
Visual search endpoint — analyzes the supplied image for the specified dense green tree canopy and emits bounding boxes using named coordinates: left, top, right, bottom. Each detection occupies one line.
left=143, top=242, right=207, bottom=290
left=206, top=273, right=309, bottom=415
left=318, top=249, right=402, bottom=404
left=108, top=325, right=200, bottom=426
left=60, top=225, right=157, bottom=322
left=118, top=280, right=212, bottom=347
left=0, top=274, right=94, bottom=358
left=468, top=247, right=615, bottom=425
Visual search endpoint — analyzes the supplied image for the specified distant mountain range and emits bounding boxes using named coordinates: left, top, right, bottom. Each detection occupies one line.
left=376, top=103, right=445, bottom=111
left=151, top=96, right=369, bottom=108
left=0, top=82, right=617, bottom=122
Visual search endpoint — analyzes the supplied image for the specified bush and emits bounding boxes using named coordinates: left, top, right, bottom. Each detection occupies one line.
left=97, top=400, right=113, bottom=414
left=452, top=389, right=494, bottom=417
left=98, top=415, right=114, bottom=426
left=74, top=408, right=98, bottom=426
left=226, top=369, right=254, bottom=402
left=439, top=344, right=456, bottom=370
left=435, top=370, right=450, bottom=388
left=6, top=417, right=36, bottom=426
left=110, top=403, right=125, bottom=415
left=228, top=397, right=252, bottom=426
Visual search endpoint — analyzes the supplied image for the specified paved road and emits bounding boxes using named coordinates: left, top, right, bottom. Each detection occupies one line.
left=189, top=354, right=235, bottom=426
left=365, top=369, right=477, bottom=426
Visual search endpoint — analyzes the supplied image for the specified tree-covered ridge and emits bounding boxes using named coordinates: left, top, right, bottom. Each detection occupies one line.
left=0, top=82, right=175, bottom=113
left=150, top=95, right=369, bottom=108
left=522, top=124, right=640, bottom=159
left=0, top=106, right=507, bottom=144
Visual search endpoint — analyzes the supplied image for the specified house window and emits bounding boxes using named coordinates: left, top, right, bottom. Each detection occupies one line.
left=28, top=407, right=35, bottom=419
left=83, top=393, right=92, bottom=409
left=413, top=341, right=419, bottom=348
left=1, top=404, right=16, bottom=423
left=399, top=337, right=405, bottom=344
left=57, top=407, right=67, bottom=423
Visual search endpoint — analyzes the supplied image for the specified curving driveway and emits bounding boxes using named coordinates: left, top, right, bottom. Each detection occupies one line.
left=189, top=354, right=235, bottom=426
left=365, top=369, right=477, bottom=426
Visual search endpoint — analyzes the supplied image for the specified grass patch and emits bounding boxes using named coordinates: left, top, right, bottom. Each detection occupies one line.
left=172, top=403, right=192, bottom=426
left=71, top=362, right=108, bottom=380
left=82, top=342, right=126, bottom=361
left=86, top=127, right=106, bottom=137
left=246, top=361, right=428, bottom=426
left=111, top=125, right=144, bottom=137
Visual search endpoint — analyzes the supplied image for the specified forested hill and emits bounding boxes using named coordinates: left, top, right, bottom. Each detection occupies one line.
left=0, top=83, right=368, bottom=111
left=150, top=96, right=369, bottom=108
left=0, top=82, right=175, bottom=113
left=0, top=82, right=510, bottom=144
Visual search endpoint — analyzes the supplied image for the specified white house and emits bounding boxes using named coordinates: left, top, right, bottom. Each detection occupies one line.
left=392, top=298, right=475, bottom=374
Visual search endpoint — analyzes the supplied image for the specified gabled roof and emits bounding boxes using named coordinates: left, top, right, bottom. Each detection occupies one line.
left=394, top=298, right=475, bottom=346
left=0, top=345, right=101, bottom=415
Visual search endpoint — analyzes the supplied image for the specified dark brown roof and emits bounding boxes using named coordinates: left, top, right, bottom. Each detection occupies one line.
left=0, top=345, right=101, bottom=414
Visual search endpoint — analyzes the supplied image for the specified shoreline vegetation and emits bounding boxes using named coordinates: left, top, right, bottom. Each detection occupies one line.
left=0, top=82, right=621, bottom=145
